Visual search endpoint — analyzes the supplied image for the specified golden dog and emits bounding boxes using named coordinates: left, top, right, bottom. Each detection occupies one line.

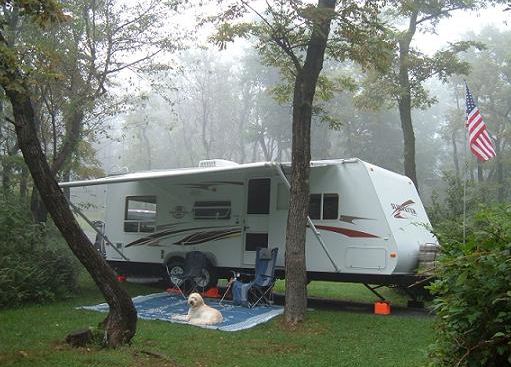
left=172, top=293, right=223, bottom=325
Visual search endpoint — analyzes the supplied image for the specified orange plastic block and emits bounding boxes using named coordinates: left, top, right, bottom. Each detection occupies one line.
left=374, top=301, right=391, bottom=315
left=202, top=287, right=221, bottom=298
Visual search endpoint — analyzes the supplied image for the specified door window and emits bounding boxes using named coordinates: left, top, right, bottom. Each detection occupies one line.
left=247, top=178, right=271, bottom=214
left=244, top=233, right=269, bottom=251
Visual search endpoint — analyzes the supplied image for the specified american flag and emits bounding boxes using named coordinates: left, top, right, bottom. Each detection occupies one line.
left=465, top=85, right=496, bottom=161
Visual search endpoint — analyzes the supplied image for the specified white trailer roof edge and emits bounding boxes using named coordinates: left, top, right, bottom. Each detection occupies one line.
left=59, top=158, right=368, bottom=188
left=59, top=161, right=278, bottom=188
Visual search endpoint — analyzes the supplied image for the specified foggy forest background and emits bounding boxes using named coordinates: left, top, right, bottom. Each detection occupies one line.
left=1, top=2, right=510, bottom=215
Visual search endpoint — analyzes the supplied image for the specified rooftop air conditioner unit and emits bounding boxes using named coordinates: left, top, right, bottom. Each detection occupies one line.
left=198, top=159, right=239, bottom=168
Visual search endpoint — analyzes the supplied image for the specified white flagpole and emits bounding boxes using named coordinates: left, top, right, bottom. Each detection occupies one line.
left=462, top=81, right=468, bottom=246
left=463, top=126, right=468, bottom=246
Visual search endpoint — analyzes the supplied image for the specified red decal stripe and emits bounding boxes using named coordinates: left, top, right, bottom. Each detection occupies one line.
left=315, top=225, right=379, bottom=238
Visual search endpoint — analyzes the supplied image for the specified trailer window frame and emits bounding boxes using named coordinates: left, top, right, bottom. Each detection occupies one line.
left=309, top=193, right=339, bottom=220
left=322, top=193, right=339, bottom=220
left=247, top=178, right=271, bottom=214
left=244, top=233, right=269, bottom=251
left=124, top=195, right=157, bottom=233
left=309, top=194, right=322, bottom=219
left=192, top=200, right=231, bottom=220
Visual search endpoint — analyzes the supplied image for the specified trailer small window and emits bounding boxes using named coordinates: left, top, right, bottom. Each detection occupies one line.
left=124, top=196, right=157, bottom=233
left=245, top=233, right=269, bottom=251
left=193, top=201, right=231, bottom=220
left=309, top=194, right=321, bottom=219
left=322, top=194, right=339, bottom=220
left=309, top=193, right=339, bottom=220
left=247, top=178, right=270, bottom=214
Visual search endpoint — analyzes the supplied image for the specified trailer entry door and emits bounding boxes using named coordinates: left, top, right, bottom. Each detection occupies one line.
left=243, top=178, right=270, bottom=265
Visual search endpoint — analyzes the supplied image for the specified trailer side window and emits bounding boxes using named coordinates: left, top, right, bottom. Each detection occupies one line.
left=322, top=194, right=339, bottom=220
left=309, top=193, right=339, bottom=220
left=193, top=201, right=231, bottom=220
left=124, top=196, right=157, bottom=233
left=309, top=194, right=321, bottom=219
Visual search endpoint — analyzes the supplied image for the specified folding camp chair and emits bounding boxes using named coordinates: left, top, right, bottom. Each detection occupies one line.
left=229, top=247, right=278, bottom=308
left=166, top=251, right=209, bottom=299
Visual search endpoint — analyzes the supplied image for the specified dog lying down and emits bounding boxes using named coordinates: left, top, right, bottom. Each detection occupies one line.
left=172, top=292, right=223, bottom=325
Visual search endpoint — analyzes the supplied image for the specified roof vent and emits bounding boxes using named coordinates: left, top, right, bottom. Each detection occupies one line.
left=198, top=159, right=239, bottom=168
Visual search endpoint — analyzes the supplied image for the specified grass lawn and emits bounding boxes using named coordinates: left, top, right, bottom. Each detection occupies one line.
left=0, top=275, right=435, bottom=367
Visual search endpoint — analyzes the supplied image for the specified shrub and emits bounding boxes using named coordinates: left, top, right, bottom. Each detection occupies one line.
left=428, top=205, right=511, bottom=367
left=0, top=197, right=79, bottom=308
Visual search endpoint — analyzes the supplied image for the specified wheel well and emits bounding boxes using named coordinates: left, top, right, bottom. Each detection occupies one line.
left=164, top=255, right=185, bottom=264
left=163, top=251, right=218, bottom=267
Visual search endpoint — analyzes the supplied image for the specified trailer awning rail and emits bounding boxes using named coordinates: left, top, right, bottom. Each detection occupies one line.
left=275, top=164, right=341, bottom=273
left=68, top=201, right=129, bottom=261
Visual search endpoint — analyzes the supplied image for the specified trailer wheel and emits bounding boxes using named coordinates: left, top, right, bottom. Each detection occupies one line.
left=194, top=262, right=218, bottom=290
left=165, top=258, right=185, bottom=288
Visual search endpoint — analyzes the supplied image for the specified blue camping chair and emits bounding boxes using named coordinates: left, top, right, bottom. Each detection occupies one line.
left=230, top=247, right=278, bottom=308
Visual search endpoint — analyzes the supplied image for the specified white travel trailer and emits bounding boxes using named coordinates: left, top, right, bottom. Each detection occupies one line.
left=61, top=158, right=438, bottom=294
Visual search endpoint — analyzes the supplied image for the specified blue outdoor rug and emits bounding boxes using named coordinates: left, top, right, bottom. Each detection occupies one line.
left=80, top=292, right=284, bottom=332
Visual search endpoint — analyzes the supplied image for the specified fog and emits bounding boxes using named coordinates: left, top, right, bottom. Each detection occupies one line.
left=66, top=4, right=511, bottom=212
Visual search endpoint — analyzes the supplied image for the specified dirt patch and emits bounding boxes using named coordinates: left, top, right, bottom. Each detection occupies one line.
left=276, top=317, right=328, bottom=335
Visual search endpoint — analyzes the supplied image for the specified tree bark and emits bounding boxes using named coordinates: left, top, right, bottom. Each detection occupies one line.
left=30, top=188, right=48, bottom=223
left=397, top=10, right=419, bottom=190
left=494, top=138, right=504, bottom=202
left=5, top=85, right=137, bottom=347
left=30, top=102, right=84, bottom=222
left=451, top=131, right=460, bottom=179
left=19, top=165, right=28, bottom=200
left=284, top=0, right=335, bottom=325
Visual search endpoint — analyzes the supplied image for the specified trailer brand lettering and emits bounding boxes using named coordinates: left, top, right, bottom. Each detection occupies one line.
left=391, top=200, right=417, bottom=219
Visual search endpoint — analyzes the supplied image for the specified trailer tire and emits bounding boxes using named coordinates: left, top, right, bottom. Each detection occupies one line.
left=195, top=261, right=218, bottom=290
left=164, top=258, right=218, bottom=290
left=165, top=257, right=185, bottom=288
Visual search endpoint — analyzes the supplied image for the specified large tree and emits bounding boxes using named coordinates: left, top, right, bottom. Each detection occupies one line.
left=213, top=0, right=391, bottom=323
left=0, top=0, right=176, bottom=346
left=453, top=27, right=511, bottom=202
left=1, top=0, right=175, bottom=221
left=359, top=0, right=505, bottom=190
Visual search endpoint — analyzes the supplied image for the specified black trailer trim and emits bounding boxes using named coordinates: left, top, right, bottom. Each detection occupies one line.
left=108, top=261, right=429, bottom=289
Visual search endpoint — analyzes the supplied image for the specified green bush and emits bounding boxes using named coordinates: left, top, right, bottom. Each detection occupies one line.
left=0, top=197, right=79, bottom=307
left=428, top=205, right=511, bottom=367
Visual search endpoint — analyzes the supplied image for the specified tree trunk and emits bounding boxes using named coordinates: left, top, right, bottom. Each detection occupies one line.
left=19, top=165, right=28, bottom=200
left=477, top=161, right=483, bottom=183
left=62, top=168, right=71, bottom=200
left=30, top=187, right=48, bottom=223
left=451, top=131, right=460, bottom=179
left=6, top=85, right=137, bottom=347
left=284, top=0, right=335, bottom=325
left=30, top=102, right=83, bottom=222
left=1, top=158, right=13, bottom=194
left=141, top=125, right=152, bottom=170
left=238, top=86, right=252, bottom=163
left=258, top=131, right=271, bottom=161
left=494, top=138, right=504, bottom=202
left=1, top=130, right=19, bottom=195
left=397, top=11, right=419, bottom=190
